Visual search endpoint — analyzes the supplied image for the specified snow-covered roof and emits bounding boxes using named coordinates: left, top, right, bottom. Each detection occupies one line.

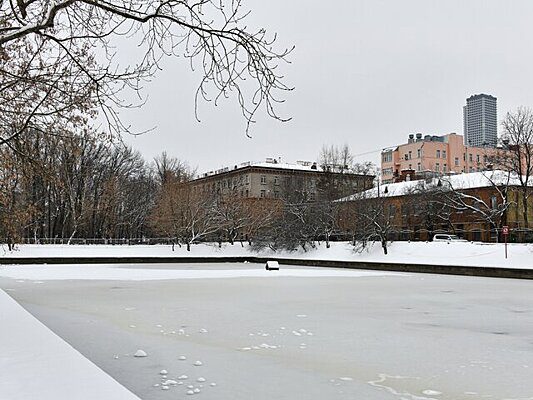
left=339, top=170, right=532, bottom=201
left=250, top=161, right=318, bottom=172
left=196, top=159, right=371, bottom=180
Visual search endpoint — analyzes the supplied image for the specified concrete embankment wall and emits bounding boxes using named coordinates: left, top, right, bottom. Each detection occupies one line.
left=1, top=256, right=532, bottom=280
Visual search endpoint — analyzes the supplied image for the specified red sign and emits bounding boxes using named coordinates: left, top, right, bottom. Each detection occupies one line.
left=503, top=226, right=509, bottom=235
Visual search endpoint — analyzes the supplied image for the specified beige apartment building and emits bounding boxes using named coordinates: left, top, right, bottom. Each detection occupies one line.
left=381, top=133, right=504, bottom=184
left=190, top=158, right=374, bottom=201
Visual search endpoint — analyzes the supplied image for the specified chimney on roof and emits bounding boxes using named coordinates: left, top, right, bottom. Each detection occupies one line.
left=311, top=162, right=317, bottom=170
left=408, top=134, right=415, bottom=144
left=416, top=133, right=422, bottom=142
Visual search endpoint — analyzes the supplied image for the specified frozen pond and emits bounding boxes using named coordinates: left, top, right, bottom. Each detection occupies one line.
left=1, top=263, right=533, bottom=400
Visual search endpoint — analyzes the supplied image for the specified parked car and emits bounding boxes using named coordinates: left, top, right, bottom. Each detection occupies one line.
left=432, top=234, right=468, bottom=242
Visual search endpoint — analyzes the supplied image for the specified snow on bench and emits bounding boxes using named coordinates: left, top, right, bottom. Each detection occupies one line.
left=265, top=260, right=280, bottom=271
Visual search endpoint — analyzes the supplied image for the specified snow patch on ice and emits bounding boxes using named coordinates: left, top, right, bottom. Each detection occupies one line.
left=133, top=349, right=147, bottom=357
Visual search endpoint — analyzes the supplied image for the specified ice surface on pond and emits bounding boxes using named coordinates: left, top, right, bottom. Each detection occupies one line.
left=0, top=265, right=400, bottom=281
left=3, top=263, right=533, bottom=400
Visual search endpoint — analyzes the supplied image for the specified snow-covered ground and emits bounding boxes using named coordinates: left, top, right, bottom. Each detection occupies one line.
left=0, top=289, right=140, bottom=400
left=1, top=241, right=532, bottom=269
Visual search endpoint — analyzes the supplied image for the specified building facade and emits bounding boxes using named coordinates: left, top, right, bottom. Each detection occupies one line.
left=381, top=132, right=502, bottom=184
left=338, top=172, right=533, bottom=243
left=190, top=159, right=375, bottom=201
left=463, top=93, right=498, bottom=147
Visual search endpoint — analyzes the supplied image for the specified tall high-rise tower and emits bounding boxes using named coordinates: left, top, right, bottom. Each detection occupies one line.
left=463, top=94, right=498, bottom=147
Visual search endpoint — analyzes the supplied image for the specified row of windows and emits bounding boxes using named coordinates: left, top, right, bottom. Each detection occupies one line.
left=260, top=175, right=280, bottom=185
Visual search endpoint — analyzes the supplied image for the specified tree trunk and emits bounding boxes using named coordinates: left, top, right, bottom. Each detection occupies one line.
left=381, top=238, right=388, bottom=255
left=187, top=242, right=191, bottom=252
left=523, top=193, right=530, bottom=229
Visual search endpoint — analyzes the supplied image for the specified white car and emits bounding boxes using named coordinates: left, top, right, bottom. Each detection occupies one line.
left=432, top=234, right=468, bottom=242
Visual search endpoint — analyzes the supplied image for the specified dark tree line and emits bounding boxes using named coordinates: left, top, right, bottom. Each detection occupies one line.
left=0, top=130, right=156, bottom=244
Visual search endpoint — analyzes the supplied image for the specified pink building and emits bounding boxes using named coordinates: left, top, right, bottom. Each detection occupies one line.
left=381, top=133, right=500, bottom=183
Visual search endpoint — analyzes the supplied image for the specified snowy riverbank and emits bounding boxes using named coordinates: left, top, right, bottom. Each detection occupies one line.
left=1, top=241, right=532, bottom=269
left=0, top=289, right=141, bottom=400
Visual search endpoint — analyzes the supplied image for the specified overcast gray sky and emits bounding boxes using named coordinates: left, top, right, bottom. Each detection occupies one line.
left=121, top=0, right=533, bottom=174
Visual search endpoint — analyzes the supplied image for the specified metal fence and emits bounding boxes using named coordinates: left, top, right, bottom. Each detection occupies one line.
left=13, top=229, right=533, bottom=246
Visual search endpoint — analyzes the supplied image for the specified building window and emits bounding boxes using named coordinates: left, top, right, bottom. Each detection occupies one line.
left=260, top=175, right=266, bottom=185
left=417, top=148, right=422, bottom=158
left=463, top=153, right=466, bottom=161
left=260, top=190, right=266, bottom=198
left=443, top=164, right=447, bottom=172
left=435, top=163, right=440, bottom=172
left=274, top=176, right=279, bottom=185
left=417, top=163, right=421, bottom=171
left=476, top=154, right=480, bottom=163
left=491, top=195, right=497, bottom=209
left=274, top=191, right=280, bottom=198
left=454, top=157, right=459, bottom=166
left=245, top=189, right=249, bottom=197
left=309, top=192, right=315, bottom=202
left=404, top=154, right=409, bottom=161
left=469, top=154, right=473, bottom=162
left=408, top=151, right=412, bottom=160
left=245, top=174, right=250, bottom=184
left=436, top=150, right=440, bottom=158
left=442, top=150, right=447, bottom=158
left=382, top=152, right=393, bottom=163
left=408, top=164, right=412, bottom=170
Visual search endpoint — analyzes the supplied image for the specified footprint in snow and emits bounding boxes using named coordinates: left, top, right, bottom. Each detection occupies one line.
left=178, top=355, right=187, bottom=360
left=160, top=369, right=168, bottom=375
left=194, top=361, right=203, bottom=366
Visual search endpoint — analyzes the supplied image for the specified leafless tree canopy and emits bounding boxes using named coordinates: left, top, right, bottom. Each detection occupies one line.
left=0, top=0, right=293, bottom=145
left=499, top=107, right=533, bottom=228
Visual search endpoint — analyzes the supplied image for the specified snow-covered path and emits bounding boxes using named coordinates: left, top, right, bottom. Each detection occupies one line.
left=0, top=289, right=141, bottom=400
left=1, top=241, right=532, bottom=269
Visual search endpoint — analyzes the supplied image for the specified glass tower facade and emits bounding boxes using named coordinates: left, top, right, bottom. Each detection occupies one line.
left=463, top=94, right=497, bottom=148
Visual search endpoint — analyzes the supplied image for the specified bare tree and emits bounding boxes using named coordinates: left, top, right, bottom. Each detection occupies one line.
left=318, top=144, right=376, bottom=175
left=153, top=152, right=194, bottom=186
left=498, top=108, right=533, bottom=229
left=434, top=172, right=513, bottom=242
left=0, top=0, right=293, bottom=146
left=338, top=190, right=393, bottom=255
left=151, top=175, right=218, bottom=251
